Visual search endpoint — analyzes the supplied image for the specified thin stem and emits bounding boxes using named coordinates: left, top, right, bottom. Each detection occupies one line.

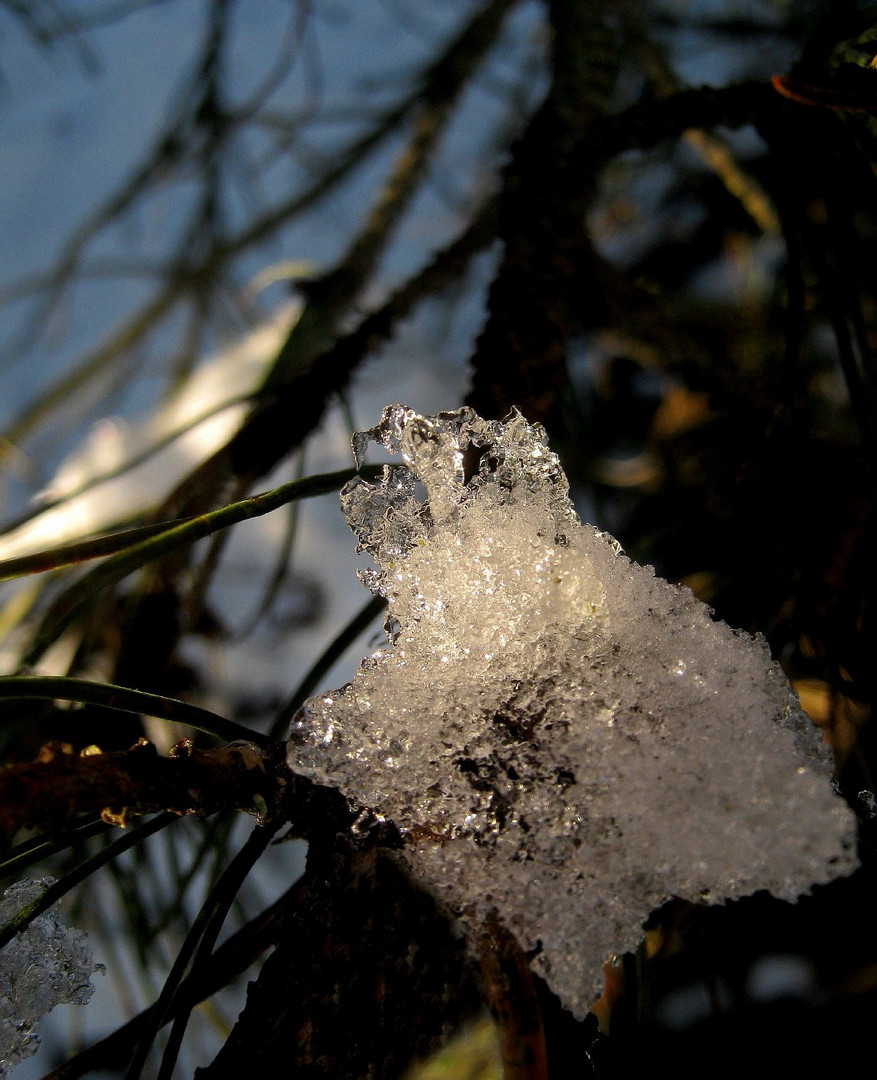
left=0, top=812, right=177, bottom=951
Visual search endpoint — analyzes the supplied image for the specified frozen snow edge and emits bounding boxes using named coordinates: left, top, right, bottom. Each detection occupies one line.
left=1, top=879, right=103, bottom=1077
left=288, top=404, right=858, bottom=1017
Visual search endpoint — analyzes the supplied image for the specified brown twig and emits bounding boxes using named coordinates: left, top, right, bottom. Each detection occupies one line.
left=478, top=911, right=549, bottom=1080
left=468, top=0, right=622, bottom=427
left=0, top=737, right=281, bottom=842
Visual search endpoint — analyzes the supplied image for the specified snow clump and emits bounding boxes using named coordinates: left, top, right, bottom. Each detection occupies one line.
left=1, top=879, right=103, bottom=1077
left=287, top=403, right=858, bottom=1017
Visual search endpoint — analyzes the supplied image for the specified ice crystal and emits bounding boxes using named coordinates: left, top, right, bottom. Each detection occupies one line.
left=0, top=879, right=102, bottom=1077
left=287, top=404, right=858, bottom=1017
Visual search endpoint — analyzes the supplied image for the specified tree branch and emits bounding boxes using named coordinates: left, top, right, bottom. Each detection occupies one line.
left=0, top=738, right=281, bottom=841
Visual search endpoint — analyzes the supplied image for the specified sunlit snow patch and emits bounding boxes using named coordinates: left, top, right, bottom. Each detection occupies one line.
left=0, top=304, right=298, bottom=560
left=287, top=403, right=858, bottom=1018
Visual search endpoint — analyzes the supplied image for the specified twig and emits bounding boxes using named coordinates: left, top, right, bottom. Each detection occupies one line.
left=0, top=738, right=277, bottom=841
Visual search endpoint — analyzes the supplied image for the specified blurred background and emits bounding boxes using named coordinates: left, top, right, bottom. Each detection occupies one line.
left=0, top=1, right=875, bottom=1076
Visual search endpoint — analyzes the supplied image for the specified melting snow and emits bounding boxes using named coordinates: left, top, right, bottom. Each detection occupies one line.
left=287, top=404, right=858, bottom=1017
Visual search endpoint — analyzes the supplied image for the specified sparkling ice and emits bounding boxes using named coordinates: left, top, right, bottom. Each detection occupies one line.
left=288, top=404, right=858, bottom=1017
left=1, top=879, right=102, bottom=1077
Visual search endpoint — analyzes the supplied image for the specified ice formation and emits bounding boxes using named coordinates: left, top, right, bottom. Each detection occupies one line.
left=287, top=404, right=858, bottom=1017
left=0, top=879, right=102, bottom=1077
